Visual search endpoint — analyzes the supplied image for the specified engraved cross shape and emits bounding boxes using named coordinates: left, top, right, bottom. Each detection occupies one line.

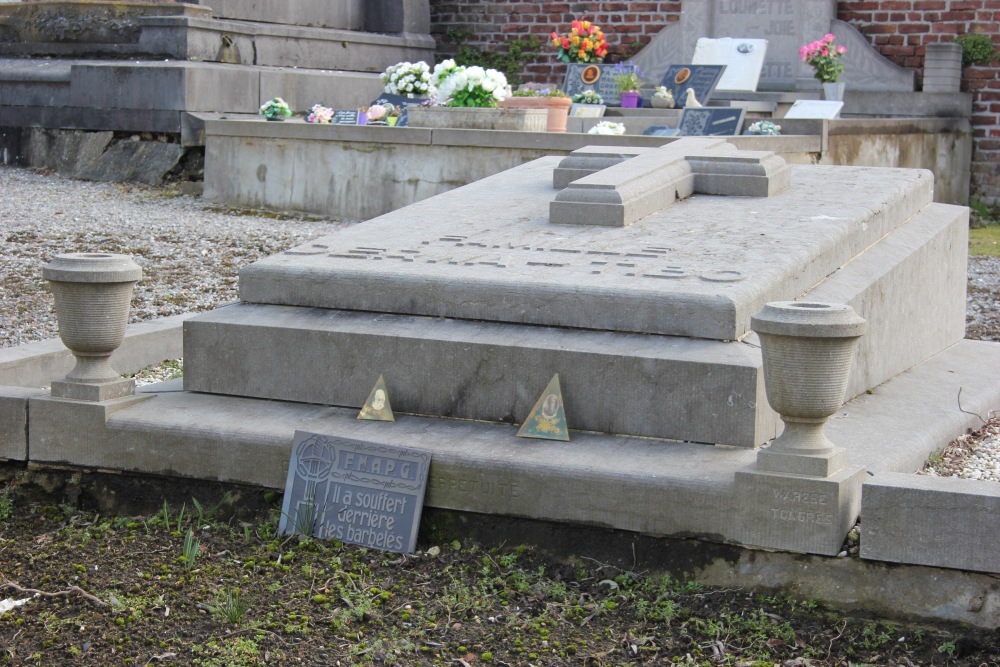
left=549, top=137, right=790, bottom=227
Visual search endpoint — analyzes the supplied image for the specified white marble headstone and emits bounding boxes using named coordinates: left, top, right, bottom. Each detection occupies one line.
left=692, top=38, right=768, bottom=92
left=783, top=100, right=844, bottom=119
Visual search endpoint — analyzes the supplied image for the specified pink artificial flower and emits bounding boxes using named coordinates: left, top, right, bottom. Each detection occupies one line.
left=366, top=104, right=387, bottom=120
left=838, top=46, right=847, bottom=54
left=824, top=33, right=835, bottom=42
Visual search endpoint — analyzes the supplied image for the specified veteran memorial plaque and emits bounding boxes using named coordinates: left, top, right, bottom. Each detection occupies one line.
left=279, top=431, right=431, bottom=553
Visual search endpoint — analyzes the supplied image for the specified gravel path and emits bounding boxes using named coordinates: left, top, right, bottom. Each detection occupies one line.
left=1, top=165, right=998, bottom=477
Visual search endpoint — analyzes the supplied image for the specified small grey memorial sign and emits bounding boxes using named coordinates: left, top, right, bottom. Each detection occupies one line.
left=279, top=430, right=431, bottom=553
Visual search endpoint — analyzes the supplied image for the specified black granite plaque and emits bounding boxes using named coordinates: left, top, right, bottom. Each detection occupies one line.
left=279, top=430, right=431, bottom=553
left=563, top=63, right=634, bottom=107
left=660, top=65, right=726, bottom=108
left=370, top=93, right=426, bottom=127
left=331, top=110, right=359, bottom=125
left=677, top=107, right=746, bottom=136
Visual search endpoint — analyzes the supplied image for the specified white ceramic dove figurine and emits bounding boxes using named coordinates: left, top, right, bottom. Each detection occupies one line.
left=684, top=88, right=702, bottom=108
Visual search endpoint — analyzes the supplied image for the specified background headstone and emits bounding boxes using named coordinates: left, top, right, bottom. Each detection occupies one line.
left=660, top=65, right=726, bottom=108
left=563, top=64, right=636, bottom=106
left=692, top=38, right=767, bottom=92
left=631, top=0, right=914, bottom=92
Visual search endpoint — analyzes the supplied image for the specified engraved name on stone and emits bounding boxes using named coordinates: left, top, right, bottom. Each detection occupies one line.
left=767, top=486, right=833, bottom=525
left=283, top=234, right=747, bottom=282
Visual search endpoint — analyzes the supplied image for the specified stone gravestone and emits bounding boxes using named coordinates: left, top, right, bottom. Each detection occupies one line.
left=278, top=430, right=430, bottom=553
left=660, top=65, right=726, bottom=108
left=692, top=38, right=767, bottom=92
left=563, top=63, right=635, bottom=106
left=631, top=0, right=913, bottom=92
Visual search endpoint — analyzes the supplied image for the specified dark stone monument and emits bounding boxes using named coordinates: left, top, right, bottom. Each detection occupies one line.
left=678, top=108, right=746, bottom=136
left=660, top=65, right=726, bottom=108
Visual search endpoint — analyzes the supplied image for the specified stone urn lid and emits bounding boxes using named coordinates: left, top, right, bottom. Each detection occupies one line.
left=42, top=253, right=142, bottom=284
left=751, top=301, right=866, bottom=338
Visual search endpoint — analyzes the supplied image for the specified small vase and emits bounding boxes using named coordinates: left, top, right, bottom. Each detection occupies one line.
left=357, top=115, right=368, bottom=126
left=822, top=82, right=845, bottom=101
left=43, top=253, right=143, bottom=401
left=620, top=91, right=640, bottom=108
left=265, top=116, right=285, bottom=122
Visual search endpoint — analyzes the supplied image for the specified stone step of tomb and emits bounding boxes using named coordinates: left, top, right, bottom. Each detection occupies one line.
left=0, top=16, right=432, bottom=72
left=0, top=59, right=385, bottom=136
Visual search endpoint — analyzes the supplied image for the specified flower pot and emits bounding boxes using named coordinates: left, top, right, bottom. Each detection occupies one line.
left=498, top=97, right=571, bottom=132
left=406, top=106, right=547, bottom=132
left=821, top=82, right=845, bottom=101
left=42, top=253, right=143, bottom=401
left=751, top=301, right=866, bottom=465
left=651, top=95, right=674, bottom=109
left=265, top=116, right=285, bottom=121
left=620, top=91, right=640, bottom=108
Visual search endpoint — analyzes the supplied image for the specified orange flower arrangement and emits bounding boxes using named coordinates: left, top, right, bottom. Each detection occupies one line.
left=550, top=19, right=609, bottom=64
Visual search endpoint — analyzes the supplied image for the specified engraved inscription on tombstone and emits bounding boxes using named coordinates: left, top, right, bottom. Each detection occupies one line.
left=678, top=108, right=746, bottom=136
left=712, top=1, right=799, bottom=88
left=279, top=431, right=431, bottom=553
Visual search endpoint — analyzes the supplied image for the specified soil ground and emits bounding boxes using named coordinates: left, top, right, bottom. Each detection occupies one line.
left=1, top=484, right=999, bottom=667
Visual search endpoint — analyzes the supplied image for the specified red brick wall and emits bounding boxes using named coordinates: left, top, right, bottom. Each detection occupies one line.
left=838, top=0, right=1000, bottom=204
left=429, top=1, right=682, bottom=85
left=429, top=0, right=1000, bottom=204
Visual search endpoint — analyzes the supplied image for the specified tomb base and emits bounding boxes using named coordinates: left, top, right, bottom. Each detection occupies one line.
left=51, top=377, right=136, bottom=402
left=734, top=465, right=865, bottom=556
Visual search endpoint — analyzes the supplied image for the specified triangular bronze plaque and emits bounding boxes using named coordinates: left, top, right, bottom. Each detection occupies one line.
left=357, top=374, right=395, bottom=422
left=516, top=373, right=569, bottom=441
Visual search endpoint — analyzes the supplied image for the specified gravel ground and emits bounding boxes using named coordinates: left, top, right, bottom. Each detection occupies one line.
left=1, top=165, right=998, bottom=478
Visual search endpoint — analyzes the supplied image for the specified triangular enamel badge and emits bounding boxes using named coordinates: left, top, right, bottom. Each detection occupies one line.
left=516, top=373, right=569, bottom=441
left=357, top=374, right=395, bottom=422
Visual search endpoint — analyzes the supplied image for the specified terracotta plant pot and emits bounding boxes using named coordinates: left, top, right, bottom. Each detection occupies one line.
left=498, top=96, right=572, bottom=132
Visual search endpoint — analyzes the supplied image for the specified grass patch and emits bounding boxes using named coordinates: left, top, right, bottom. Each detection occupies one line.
left=970, top=226, right=1000, bottom=257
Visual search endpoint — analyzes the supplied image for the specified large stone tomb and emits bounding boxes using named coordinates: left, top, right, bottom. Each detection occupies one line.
left=184, top=138, right=967, bottom=450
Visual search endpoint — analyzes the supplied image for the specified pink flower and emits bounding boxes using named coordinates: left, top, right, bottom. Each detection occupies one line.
left=838, top=46, right=847, bottom=54
left=824, top=33, right=835, bottom=42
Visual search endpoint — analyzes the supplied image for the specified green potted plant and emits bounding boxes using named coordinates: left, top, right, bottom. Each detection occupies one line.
left=611, top=61, right=643, bottom=108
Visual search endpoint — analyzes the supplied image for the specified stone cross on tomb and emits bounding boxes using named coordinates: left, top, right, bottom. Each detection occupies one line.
left=550, top=137, right=790, bottom=228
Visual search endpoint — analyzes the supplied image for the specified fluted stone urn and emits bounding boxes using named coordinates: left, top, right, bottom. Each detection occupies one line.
left=751, top=301, right=866, bottom=477
left=43, top=253, right=142, bottom=401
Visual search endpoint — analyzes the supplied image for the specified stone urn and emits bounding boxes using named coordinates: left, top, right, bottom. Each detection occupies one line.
left=43, top=253, right=143, bottom=401
left=751, top=301, right=866, bottom=476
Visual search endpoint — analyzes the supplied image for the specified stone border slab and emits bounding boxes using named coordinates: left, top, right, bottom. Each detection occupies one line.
left=861, top=472, right=1000, bottom=574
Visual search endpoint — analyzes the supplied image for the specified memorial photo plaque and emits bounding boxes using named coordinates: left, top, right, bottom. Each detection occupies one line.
left=279, top=431, right=431, bottom=553
left=678, top=108, right=745, bottom=136
left=660, top=65, right=726, bottom=108
left=370, top=93, right=425, bottom=127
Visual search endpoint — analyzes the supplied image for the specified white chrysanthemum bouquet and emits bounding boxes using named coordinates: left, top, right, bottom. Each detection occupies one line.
left=380, top=61, right=434, bottom=97
left=430, top=59, right=509, bottom=108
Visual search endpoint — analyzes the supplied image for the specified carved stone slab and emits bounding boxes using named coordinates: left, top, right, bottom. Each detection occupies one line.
left=550, top=139, right=789, bottom=227
left=239, top=149, right=934, bottom=340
